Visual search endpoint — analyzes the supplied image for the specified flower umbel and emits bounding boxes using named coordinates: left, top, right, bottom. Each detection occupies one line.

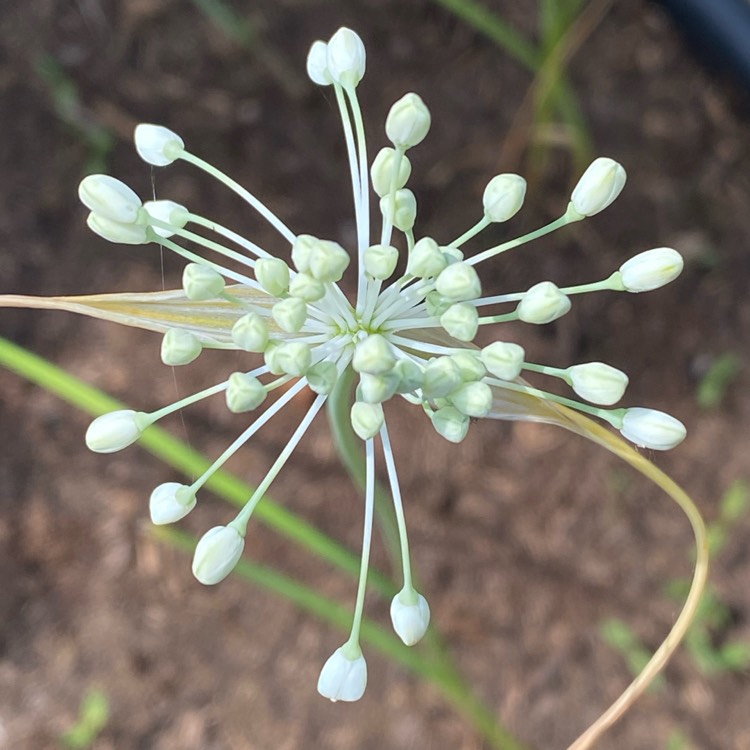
left=2, top=26, right=689, bottom=717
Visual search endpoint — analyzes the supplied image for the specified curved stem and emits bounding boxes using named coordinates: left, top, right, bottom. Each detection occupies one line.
left=553, top=407, right=708, bottom=750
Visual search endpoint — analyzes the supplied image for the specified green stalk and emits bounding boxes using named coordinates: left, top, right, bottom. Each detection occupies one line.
left=0, top=335, right=392, bottom=597
left=1, top=336, right=528, bottom=749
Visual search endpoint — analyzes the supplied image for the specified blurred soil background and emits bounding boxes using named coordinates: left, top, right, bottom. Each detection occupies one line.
left=0, top=1, right=749, bottom=748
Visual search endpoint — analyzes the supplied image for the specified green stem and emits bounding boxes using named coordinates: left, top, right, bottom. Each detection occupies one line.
left=0, top=336, right=392, bottom=597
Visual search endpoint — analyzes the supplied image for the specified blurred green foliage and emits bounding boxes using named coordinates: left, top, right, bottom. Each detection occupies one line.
left=696, top=353, right=741, bottom=410
left=59, top=688, right=109, bottom=749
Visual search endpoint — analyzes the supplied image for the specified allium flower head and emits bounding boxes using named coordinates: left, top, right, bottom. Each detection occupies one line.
left=1, top=27, right=688, bottom=704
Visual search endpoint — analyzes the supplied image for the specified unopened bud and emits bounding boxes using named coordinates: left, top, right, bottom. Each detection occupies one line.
left=450, top=381, right=492, bottom=417
left=385, top=93, right=431, bottom=149
left=350, top=401, right=384, bottom=440
left=143, top=200, right=189, bottom=238
left=570, top=157, right=626, bottom=217
left=308, top=239, right=350, bottom=282
left=317, top=645, right=367, bottom=702
left=134, top=123, right=184, bottom=167
left=149, top=482, right=196, bottom=525
left=226, top=372, right=267, bottom=413
left=192, top=525, right=245, bottom=585
left=618, top=248, right=684, bottom=292
left=352, top=334, right=396, bottom=375
left=231, top=312, right=269, bottom=352
left=274, top=342, right=311, bottom=377
left=440, top=302, right=478, bottom=342
left=619, top=408, right=687, bottom=451
left=161, top=328, right=202, bottom=366
left=289, top=272, right=326, bottom=302
left=481, top=341, right=525, bottom=381
left=390, top=588, right=431, bottom=646
left=255, top=257, right=290, bottom=297
left=380, top=189, right=417, bottom=232
left=87, top=213, right=148, bottom=245
left=482, top=173, right=527, bottom=223
left=85, top=409, right=147, bottom=453
left=79, top=175, right=142, bottom=223
left=326, top=27, right=366, bottom=88
left=272, top=296, right=307, bottom=333
left=370, top=147, right=412, bottom=197
left=406, top=237, right=446, bottom=278
left=422, top=357, right=462, bottom=399
left=567, top=362, right=628, bottom=405
left=517, top=281, right=571, bottom=324
left=307, top=40, right=332, bottom=86
left=435, top=262, right=481, bottom=302
left=182, top=263, right=225, bottom=301
left=430, top=406, right=469, bottom=443
left=364, top=244, right=399, bottom=280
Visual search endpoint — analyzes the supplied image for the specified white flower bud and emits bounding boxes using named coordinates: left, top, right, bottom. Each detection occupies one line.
left=364, top=244, right=399, bottom=280
left=225, top=372, right=267, bottom=413
left=350, top=401, right=384, bottom=440
left=481, top=341, right=525, bottom=381
left=449, top=352, right=486, bottom=382
left=425, top=291, right=450, bottom=317
left=326, top=27, right=366, bottom=88
left=182, top=263, right=225, bottom=301
left=422, top=357, right=462, bottom=399
left=450, top=381, right=492, bottom=418
left=620, top=408, right=686, bottom=450
left=430, top=406, right=469, bottom=443
left=306, top=40, right=332, bottom=85
left=289, top=272, right=326, bottom=302
left=272, top=297, right=307, bottom=333
left=149, top=482, right=196, bottom=525
left=618, top=248, right=684, bottom=292
left=255, top=257, right=290, bottom=297
left=406, top=237, right=447, bottom=279
left=161, top=328, right=202, bottom=366
left=192, top=525, right=245, bottom=585
left=231, top=312, right=269, bottom=352
left=291, top=234, right=317, bottom=273
left=441, top=245, right=464, bottom=265
left=142, top=199, right=189, bottom=238
left=352, top=334, right=396, bottom=375
left=567, top=362, right=629, bottom=405
left=380, top=189, right=417, bottom=232
left=516, top=281, right=571, bottom=324
left=394, top=359, right=424, bottom=393
left=78, top=175, right=142, bottom=223
left=435, top=262, right=481, bottom=302
left=358, top=372, right=399, bottom=404
left=308, top=239, right=350, bottom=282
left=390, top=588, right=430, bottom=646
left=85, top=409, right=147, bottom=453
left=370, top=147, right=412, bottom=197
left=134, top=124, right=184, bottom=167
left=264, top=341, right=283, bottom=375
left=87, top=212, right=148, bottom=245
left=439, top=302, right=479, bottom=342
left=307, top=361, right=339, bottom=395
left=274, top=342, right=311, bottom=377
left=570, top=157, right=627, bottom=217
left=317, top=645, right=367, bottom=702
left=482, top=173, right=527, bottom=223
left=385, top=93, right=431, bottom=149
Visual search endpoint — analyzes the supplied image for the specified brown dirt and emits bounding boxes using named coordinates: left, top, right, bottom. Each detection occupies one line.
left=1, top=1, right=749, bottom=749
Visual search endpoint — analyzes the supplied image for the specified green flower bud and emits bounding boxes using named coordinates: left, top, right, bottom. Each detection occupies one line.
left=350, top=401, right=384, bottom=440
left=516, top=281, right=571, bottom=324
left=385, top=93, right=431, bottom=149
left=225, top=372, right=267, bottom=413
left=435, top=262, right=481, bottom=302
left=482, top=173, right=527, bottom=222
left=307, top=361, right=339, bottom=395
left=439, top=302, right=478, bottom=342
left=430, top=406, right=469, bottom=443
left=450, top=381, right=492, bottom=418
left=370, top=147, right=412, bottom=197
left=182, top=263, right=225, bottom=301
left=422, top=357, right=462, bottom=399
left=380, top=189, right=417, bottom=232
left=359, top=372, right=399, bottom=404
left=231, top=312, right=269, bottom=352
left=352, top=334, right=396, bottom=374
left=255, top=257, right=290, bottom=297
left=481, top=341, right=524, bottom=380
left=289, top=272, right=326, bottom=302
left=272, top=297, right=307, bottom=332
left=274, top=342, right=311, bottom=377
left=161, top=328, right=202, bottom=366
left=449, top=352, right=486, bottom=381
left=308, top=239, right=350, bottom=282
left=406, top=237, right=446, bottom=279
left=364, top=244, right=399, bottom=280
left=394, top=359, right=424, bottom=393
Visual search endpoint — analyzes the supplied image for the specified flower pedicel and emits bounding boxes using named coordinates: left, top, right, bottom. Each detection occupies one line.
left=1, top=26, right=703, bottom=748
